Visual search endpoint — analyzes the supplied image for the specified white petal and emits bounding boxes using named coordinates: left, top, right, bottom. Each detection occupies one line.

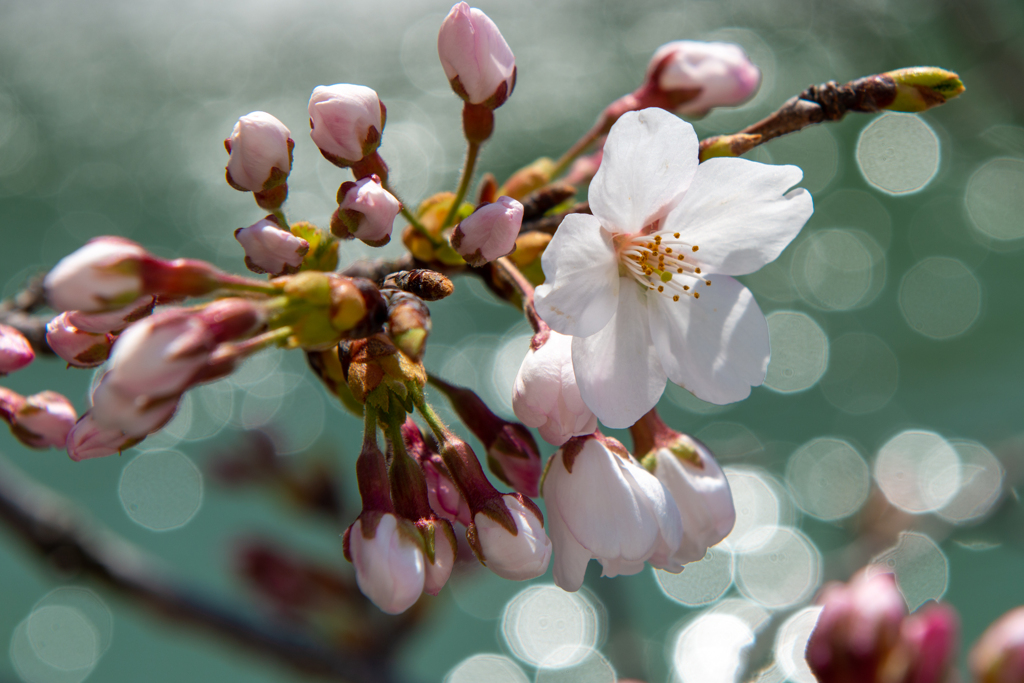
left=588, top=108, right=699, bottom=233
left=571, top=279, right=666, bottom=428
left=664, top=158, right=812, bottom=276
left=649, top=274, right=769, bottom=405
left=599, top=557, right=646, bottom=577
left=546, top=487, right=593, bottom=592
left=535, top=214, right=619, bottom=338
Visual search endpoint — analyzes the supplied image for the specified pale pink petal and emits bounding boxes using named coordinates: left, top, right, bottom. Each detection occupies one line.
left=648, top=274, right=769, bottom=405
left=545, top=488, right=593, bottom=592
left=571, top=279, right=666, bottom=428
left=535, top=213, right=619, bottom=338
left=664, top=158, right=812, bottom=276
left=588, top=108, right=698, bottom=234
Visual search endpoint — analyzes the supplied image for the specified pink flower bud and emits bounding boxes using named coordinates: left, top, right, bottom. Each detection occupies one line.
left=9, top=391, right=78, bottom=449
left=0, top=324, right=34, bottom=374
left=472, top=493, right=551, bottom=580
left=67, top=296, right=155, bottom=334
left=225, top=111, right=293, bottom=193
left=422, top=457, right=472, bottom=526
left=645, top=41, right=761, bottom=116
left=308, top=84, right=385, bottom=166
left=899, top=603, right=958, bottom=683
left=513, top=331, right=597, bottom=446
left=66, top=412, right=136, bottom=461
left=438, top=3, right=516, bottom=107
left=44, top=237, right=147, bottom=313
left=46, top=312, right=115, bottom=368
left=333, top=175, right=401, bottom=247
left=346, top=513, right=425, bottom=614
left=235, top=217, right=309, bottom=275
left=450, top=196, right=522, bottom=267
left=971, top=606, right=1024, bottom=683
left=90, top=376, right=180, bottom=437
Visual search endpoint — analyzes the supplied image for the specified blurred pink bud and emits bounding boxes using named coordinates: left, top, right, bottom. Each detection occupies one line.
left=438, top=3, right=516, bottom=107
left=971, top=606, right=1024, bottom=683
left=67, top=295, right=155, bottom=334
left=423, top=457, right=472, bottom=526
left=421, top=519, right=457, bottom=596
left=806, top=570, right=908, bottom=683
left=8, top=391, right=78, bottom=449
left=0, top=324, right=34, bottom=374
left=899, top=603, right=958, bottom=683
left=104, top=313, right=215, bottom=398
left=90, top=376, right=180, bottom=437
left=235, top=217, right=309, bottom=275
left=225, top=111, right=293, bottom=193
left=513, top=330, right=597, bottom=446
left=645, top=41, right=761, bottom=116
left=472, top=493, right=550, bottom=580
left=66, top=411, right=135, bottom=461
left=308, top=84, right=385, bottom=166
left=46, top=312, right=115, bottom=368
left=44, top=237, right=147, bottom=313
left=333, top=174, right=401, bottom=247
left=450, top=196, right=522, bottom=266
left=563, top=148, right=603, bottom=187
left=346, top=513, right=425, bottom=614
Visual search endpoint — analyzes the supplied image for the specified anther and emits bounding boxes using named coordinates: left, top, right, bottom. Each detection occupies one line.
left=657, top=285, right=664, bottom=292
left=695, top=268, right=701, bottom=274
left=693, top=292, right=700, bottom=299
left=683, top=285, right=689, bottom=291
left=692, top=245, right=699, bottom=252
left=705, top=280, right=711, bottom=285
left=674, top=233, right=680, bottom=238
left=673, top=295, right=679, bottom=301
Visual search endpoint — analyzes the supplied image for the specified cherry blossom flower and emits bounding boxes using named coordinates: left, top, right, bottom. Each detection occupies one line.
left=534, top=108, right=812, bottom=428
left=0, top=324, right=35, bottom=374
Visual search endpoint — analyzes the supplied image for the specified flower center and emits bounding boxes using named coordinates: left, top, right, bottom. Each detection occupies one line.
left=617, top=227, right=710, bottom=302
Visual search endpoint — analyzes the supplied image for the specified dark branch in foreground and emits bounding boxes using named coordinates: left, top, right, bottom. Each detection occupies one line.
left=0, top=274, right=53, bottom=356
left=0, top=455, right=407, bottom=683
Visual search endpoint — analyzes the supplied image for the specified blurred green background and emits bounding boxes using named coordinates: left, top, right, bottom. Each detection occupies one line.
left=1, top=0, right=1023, bottom=681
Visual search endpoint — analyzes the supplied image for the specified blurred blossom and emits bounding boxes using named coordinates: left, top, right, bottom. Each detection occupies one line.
left=44, top=237, right=147, bottom=313
left=0, top=323, right=34, bottom=374
left=971, top=606, right=1024, bottom=683
left=0, top=390, right=77, bottom=449
left=645, top=41, right=761, bottom=116
left=45, top=311, right=115, bottom=368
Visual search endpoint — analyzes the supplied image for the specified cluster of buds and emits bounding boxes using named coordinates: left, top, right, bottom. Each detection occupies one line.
left=806, top=570, right=959, bottom=683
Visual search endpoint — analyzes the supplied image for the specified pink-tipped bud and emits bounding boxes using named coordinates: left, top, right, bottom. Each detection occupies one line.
left=346, top=513, right=425, bottom=614
left=332, top=174, right=401, bottom=247
left=422, top=457, right=472, bottom=526
left=44, top=237, right=147, bottom=313
left=66, top=411, right=136, bottom=461
left=90, top=376, right=180, bottom=437
left=0, top=324, right=35, bottom=374
left=645, top=41, right=761, bottom=116
left=971, top=606, right=1024, bottom=683
left=308, top=84, right=385, bottom=166
left=225, top=111, right=293, bottom=193
left=235, top=217, right=309, bottom=276
left=450, top=196, right=523, bottom=267
left=7, top=390, right=78, bottom=449
left=438, top=3, right=516, bottom=108
left=471, top=493, right=550, bottom=581
left=46, top=313, right=115, bottom=368
left=67, top=296, right=155, bottom=334
left=513, top=330, right=597, bottom=446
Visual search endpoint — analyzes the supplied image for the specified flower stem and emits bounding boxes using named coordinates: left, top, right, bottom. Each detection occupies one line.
left=363, top=403, right=378, bottom=450
left=441, top=140, right=480, bottom=230
left=270, top=208, right=290, bottom=231
left=550, top=119, right=605, bottom=180
left=493, top=256, right=548, bottom=335
left=411, top=387, right=448, bottom=445
left=381, top=179, right=442, bottom=248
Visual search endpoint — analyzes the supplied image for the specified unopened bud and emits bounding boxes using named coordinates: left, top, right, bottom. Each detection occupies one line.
left=45, top=237, right=147, bottom=313
left=235, top=216, right=309, bottom=276
left=2, top=390, right=78, bottom=449
left=971, top=606, right=1024, bottom=683
left=897, top=603, right=958, bottom=683
left=885, top=67, right=965, bottom=112
left=308, top=84, right=386, bottom=167
left=499, top=158, right=555, bottom=201
left=46, top=312, right=115, bottom=368
left=384, top=290, right=431, bottom=360
left=643, top=41, right=761, bottom=116
left=0, top=324, right=34, bottom=374
left=470, top=493, right=550, bottom=580
left=66, top=411, right=138, bottom=461
left=450, top=196, right=523, bottom=267
left=437, top=3, right=516, bottom=108
left=343, top=334, right=426, bottom=407
left=383, top=269, right=454, bottom=301
left=67, top=296, right=155, bottom=334
left=224, top=111, right=293, bottom=193
left=698, top=132, right=762, bottom=161
left=332, top=174, right=401, bottom=247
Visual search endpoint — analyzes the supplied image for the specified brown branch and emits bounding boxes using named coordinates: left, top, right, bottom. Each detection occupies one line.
left=0, top=454, right=410, bottom=683
left=0, top=274, right=54, bottom=356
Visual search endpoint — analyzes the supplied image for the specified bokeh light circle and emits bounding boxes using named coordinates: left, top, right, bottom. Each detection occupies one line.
left=938, top=440, right=1004, bottom=525
left=774, top=607, right=823, bottom=683
left=444, top=654, right=529, bottom=683
left=119, top=450, right=203, bottom=531
left=534, top=651, right=616, bottom=683
left=735, top=527, right=822, bottom=609
left=672, top=613, right=755, bottom=683
left=966, top=158, right=1024, bottom=241
left=654, top=546, right=734, bottom=606
left=764, top=311, right=828, bottom=393
left=501, top=585, right=600, bottom=669
left=856, top=113, right=940, bottom=194
left=722, top=468, right=781, bottom=552
left=786, top=438, right=870, bottom=521
left=874, top=430, right=961, bottom=514
left=899, top=257, right=981, bottom=339
left=792, top=230, right=884, bottom=310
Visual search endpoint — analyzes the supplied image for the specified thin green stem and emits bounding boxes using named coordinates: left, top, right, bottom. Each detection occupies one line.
left=270, top=209, right=290, bottom=231
left=382, top=180, right=442, bottom=247
left=385, top=410, right=410, bottom=463
left=441, top=140, right=480, bottom=230
left=411, top=387, right=448, bottom=444
left=363, top=403, right=378, bottom=450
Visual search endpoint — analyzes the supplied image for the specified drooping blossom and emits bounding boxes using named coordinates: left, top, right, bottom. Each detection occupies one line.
left=347, top=513, right=426, bottom=615
left=513, top=330, right=597, bottom=446
left=534, top=108, right=812, bottom=428
left=333, top=174, right=401, bottom=246
left=473, top=493, right=551, bottom=580
left=645, top=41, right=761, bottom=116
left=437, top=3, right=516, bottom=107
left=542, top=433, right=683, bottom=592
left=225, top=111, right=293, bottom=192
left=308, top=84, right=386, bottom=166
left=0, top=324, right=34, bottom=374
left=450, top=196, right=523, bottom=266
left=235, top=217, right=309, bottom=275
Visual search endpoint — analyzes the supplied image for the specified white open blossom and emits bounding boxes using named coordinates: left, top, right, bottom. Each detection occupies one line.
left=535, top=107, right=812, bottom=428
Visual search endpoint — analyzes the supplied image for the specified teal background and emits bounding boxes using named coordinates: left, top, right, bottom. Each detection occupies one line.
left=1, top=0, right=1023, bottom=681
